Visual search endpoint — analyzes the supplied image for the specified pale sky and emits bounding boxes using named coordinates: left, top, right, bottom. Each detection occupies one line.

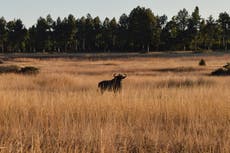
left=0, top=0, right=229, bottom=27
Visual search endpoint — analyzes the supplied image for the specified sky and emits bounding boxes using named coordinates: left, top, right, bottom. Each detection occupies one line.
left=0, top=0, right=229, bottom=28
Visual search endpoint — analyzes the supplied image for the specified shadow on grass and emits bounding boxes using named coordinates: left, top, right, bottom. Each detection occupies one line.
left=0, top=65, right=39, bottom=75
left=155, top=78, right=215, bottom=88
left=153, top=67, right=204, bottom=73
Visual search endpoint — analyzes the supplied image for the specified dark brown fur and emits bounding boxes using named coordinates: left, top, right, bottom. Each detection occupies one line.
left=98, top=74, right=127, bottom=94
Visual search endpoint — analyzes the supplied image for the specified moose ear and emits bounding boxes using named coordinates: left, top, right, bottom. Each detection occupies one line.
left=123, top=74, right=127, bottom=78
left=113, top=73, right=117, bottom=77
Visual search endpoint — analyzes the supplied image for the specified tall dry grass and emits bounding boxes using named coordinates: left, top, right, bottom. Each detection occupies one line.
left=0, top=55, right=229, bottom=153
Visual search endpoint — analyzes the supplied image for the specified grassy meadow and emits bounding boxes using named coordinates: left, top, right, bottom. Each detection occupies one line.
left=0, top=54, right=229, bottom=153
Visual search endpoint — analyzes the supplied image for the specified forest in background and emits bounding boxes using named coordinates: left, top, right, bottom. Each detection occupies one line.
left=0, top=6, right=229, bottom=53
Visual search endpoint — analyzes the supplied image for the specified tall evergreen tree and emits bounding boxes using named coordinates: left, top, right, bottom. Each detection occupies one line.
left=218, top=12, right=230, bottom=50
left=161, top=17, right=179, bottom=50
left=201, top=16, right=221, bottom=50
left=118, top=14, right=129, bottom=50
left=64, top=14, right=77, bottom=52
left=188, top=6, right=201, bottom=50
left=109, top=18, right=118, bottom=51
left=28, top=25, right=36, bottom=52
left=175, top=8, right=190, bottom=50
left=6, top=19, right=27, bottom=52
left=92, top=16, right=102, bottom=51
left=35, top=16, right=52, bottom=51
left=128, top=6, right=158, bottom=52
left=156, top=15, right=167, bottom=50
left=102, top=17, right=110, bottom=51
left=85, top=14, right=94, bottom=51
left=76, top=17, right=87, bottom=51
left=0, top=17, right=7, bottom=52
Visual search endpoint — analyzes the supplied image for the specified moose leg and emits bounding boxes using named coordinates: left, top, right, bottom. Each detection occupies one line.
left=100, top=88, right=105, bottom=94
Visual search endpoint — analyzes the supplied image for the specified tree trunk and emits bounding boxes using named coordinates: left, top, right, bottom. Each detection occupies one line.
left=75, top=40, right=78, bottom=52
left=223, top=37, right=225, bottom=50
left=226, top=41, right=228, bottom=51
left=112, top=36, right=116, bottom=48
left=147, top=44, right=150, bottom=53
left=195, top=37, right=197, bottom=51
left=0, top=43, right=3, bottom=52
left=64, top=43, right=67, bottom=52
left=82, top=38, right=86, bottom=51
left=142, top=44, right=145, bottom=51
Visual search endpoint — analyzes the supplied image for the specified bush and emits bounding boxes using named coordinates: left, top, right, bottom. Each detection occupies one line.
left=211, top=68, right=230, bottom=76
left=19, top=66, right=39, bottom=75
left=211, top=63, right=230, bottom=76
left=199, top=59, right=206, bottom=66
left=0, top=65, right=39, bottom=75
left=0, top=65, right=21, bottom=74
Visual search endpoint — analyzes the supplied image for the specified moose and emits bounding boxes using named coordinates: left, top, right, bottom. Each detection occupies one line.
left=98, top=73, right=127, bottom=94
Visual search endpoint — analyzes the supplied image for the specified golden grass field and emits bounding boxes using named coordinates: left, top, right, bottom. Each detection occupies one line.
left=0, top=54, right=229, bottom=153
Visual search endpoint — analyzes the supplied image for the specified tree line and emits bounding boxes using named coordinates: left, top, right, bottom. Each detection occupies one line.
left=0, top=6, right=229, bottom=53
